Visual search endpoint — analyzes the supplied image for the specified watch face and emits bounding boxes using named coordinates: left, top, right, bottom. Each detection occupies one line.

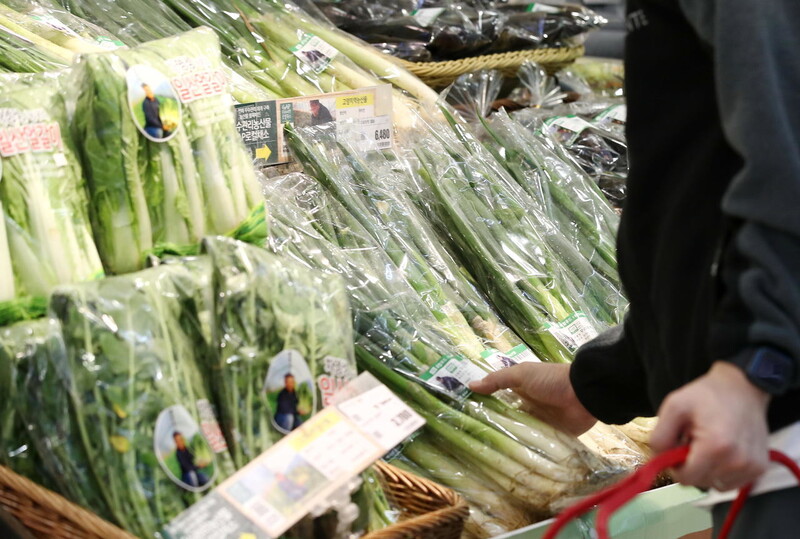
left=747, top=348, right=795, bottom=394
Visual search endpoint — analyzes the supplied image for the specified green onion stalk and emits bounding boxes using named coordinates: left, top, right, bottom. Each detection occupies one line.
left=285, top=122, right=522, bottom=364
left=477, top=109, right=622, bottom=288
left=0, top=2, right=118, bottom=54
left=396, top=113, right=623, bottom=361
left=202, top=236, right=355, bottom=469
left=439, top=107, right=626, bottom=325
left=48, top=0, right=281, bottom=101
left=49, top=264, right=236, bottom=538
left=264, top=173, right=615, bottom=515
left=244, top=0, right=439, bottom=104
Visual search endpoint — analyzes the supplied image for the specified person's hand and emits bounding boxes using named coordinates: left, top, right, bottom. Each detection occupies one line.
left=650, top=361, right=771, bottom=491
left=469, top=363, right=597, bottom=436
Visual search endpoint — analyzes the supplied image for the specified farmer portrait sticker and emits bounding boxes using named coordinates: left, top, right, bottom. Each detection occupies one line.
left=126, top=64, right=182, bottom=143
left=265, top=350, right=316, bottom=435
left=154, top=405, right=217, bottom=492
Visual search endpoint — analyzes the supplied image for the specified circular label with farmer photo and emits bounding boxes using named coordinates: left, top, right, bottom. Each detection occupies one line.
left=154, top=405, right=217, bottom=492
left=126, top=64, right=182, bottom=143
left=265, top=350, right=316, bottom=435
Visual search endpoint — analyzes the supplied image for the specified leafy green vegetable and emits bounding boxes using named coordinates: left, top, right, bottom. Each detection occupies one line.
left=50, top=263, right=235, bottom=537
left=0, top=318, right=111, bottom=518
left=72, top=27, right=265, bottom=275
left=203, top=236, right=355, bottom=468
left=0, top=72, right=104, bottom=324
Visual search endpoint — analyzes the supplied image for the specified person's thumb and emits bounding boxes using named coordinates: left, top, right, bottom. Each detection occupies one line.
left=650, top=396, right=691, bottom=454
left=469, top=364, right=531, bottom=394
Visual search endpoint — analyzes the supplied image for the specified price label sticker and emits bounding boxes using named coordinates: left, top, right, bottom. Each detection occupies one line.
left=236, top=85, right=393, bottom=165
left=481, top=344, right=540, bottom=371
left=420, top=355, right=487, bottom=400
left=545, top=311, right=599, bottom=353
left=291, top=33, right=339, bottom=74
left=338, top=384, right=424, bottom=451
left=412, top=7, right=445, bottom=27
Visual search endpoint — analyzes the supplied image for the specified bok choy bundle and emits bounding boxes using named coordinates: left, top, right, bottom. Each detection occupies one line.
left=0, top=72, right=103, bottom=324
left=72, top=27, right=265, bottom=275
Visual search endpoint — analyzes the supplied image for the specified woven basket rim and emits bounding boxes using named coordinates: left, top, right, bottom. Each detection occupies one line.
left=0, top=465, right=137, bottom=538
left=0, top=460, right=468, bottom=539
left=399, top=45, right=584, bottom=72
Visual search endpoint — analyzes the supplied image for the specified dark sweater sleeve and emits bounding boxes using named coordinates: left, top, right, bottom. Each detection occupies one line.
left=570, top=315, right=656, bottom=424
left=679, top=0, right=800, bottom=391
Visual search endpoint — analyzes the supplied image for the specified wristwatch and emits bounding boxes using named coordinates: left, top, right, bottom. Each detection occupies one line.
left=741, top=347, right=796, bottom=396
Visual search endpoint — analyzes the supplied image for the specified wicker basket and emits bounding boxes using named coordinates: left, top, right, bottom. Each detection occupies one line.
left=366, top=461, right=469, bottom=539
left=0, top=462, right=467, bottom=539
left=399, top=45, right=585, bottom=89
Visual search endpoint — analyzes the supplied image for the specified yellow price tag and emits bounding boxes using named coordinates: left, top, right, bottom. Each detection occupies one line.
left=336, top=93, right=374, bottom=109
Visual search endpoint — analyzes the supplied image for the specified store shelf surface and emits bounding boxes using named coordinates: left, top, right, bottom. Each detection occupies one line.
left=494, top=484, right=711, bottom=539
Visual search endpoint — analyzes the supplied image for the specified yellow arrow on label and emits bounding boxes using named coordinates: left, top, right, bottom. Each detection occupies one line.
left=255, top=145, right=272, bottom=160
left=239, top=534, right=257, bottom=539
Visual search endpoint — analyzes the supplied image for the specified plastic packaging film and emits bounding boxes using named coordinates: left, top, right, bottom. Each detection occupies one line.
left=261, top=171, right=627, bottom=533
left=512, top=103, right=628, bottom=207
left=48, top=263, right=236, bottom=538
left=316, top=0, right=606, bottom=62
left=200, top=236, right=356, bottom=468
left=0, top=71, right=104, bottom=325
left=440, top=69, right=505, bottom=124
left=480, top=110, right=622, bottom=290
left=70, top=27, right=264, bottom=275
left=391, top=111, right=622, bottom=363
left=284, top=122, right=525, bottom=364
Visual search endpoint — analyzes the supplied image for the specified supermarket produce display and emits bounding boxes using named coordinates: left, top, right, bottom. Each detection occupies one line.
left=0, top=1, right=651, bottom=538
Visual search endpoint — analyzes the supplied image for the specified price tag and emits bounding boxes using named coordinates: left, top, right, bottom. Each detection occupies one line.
left=544, top=115, right=594, bottom=144
left=338, top=384, right=424, bottom=450
left=545, top=311, right=599, bottom=353
left=236, top=85, right=393, bottom=165
left=481, top=344, right=540, bottom=370
left=291, top=33, right=339, bottom=74
left=412, top=7, right=445, bottom=27
left=420, top=355, right=487, bottom=400
left=164, top=374, right=423, bottom=539
left=595, top=104, right=627, bottom=127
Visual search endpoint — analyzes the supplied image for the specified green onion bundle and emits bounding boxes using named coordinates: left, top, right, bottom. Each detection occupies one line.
left=264, top=172, right=617, bottom=522
left=285, top=123, right=525, bottom=365
left=478, top=109, right=621, bottom=287
left=399, top=112, right=625, bottom=362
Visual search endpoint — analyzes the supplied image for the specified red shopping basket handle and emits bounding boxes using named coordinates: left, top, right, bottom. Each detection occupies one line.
left=543, top=447, right=800, bottom=539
